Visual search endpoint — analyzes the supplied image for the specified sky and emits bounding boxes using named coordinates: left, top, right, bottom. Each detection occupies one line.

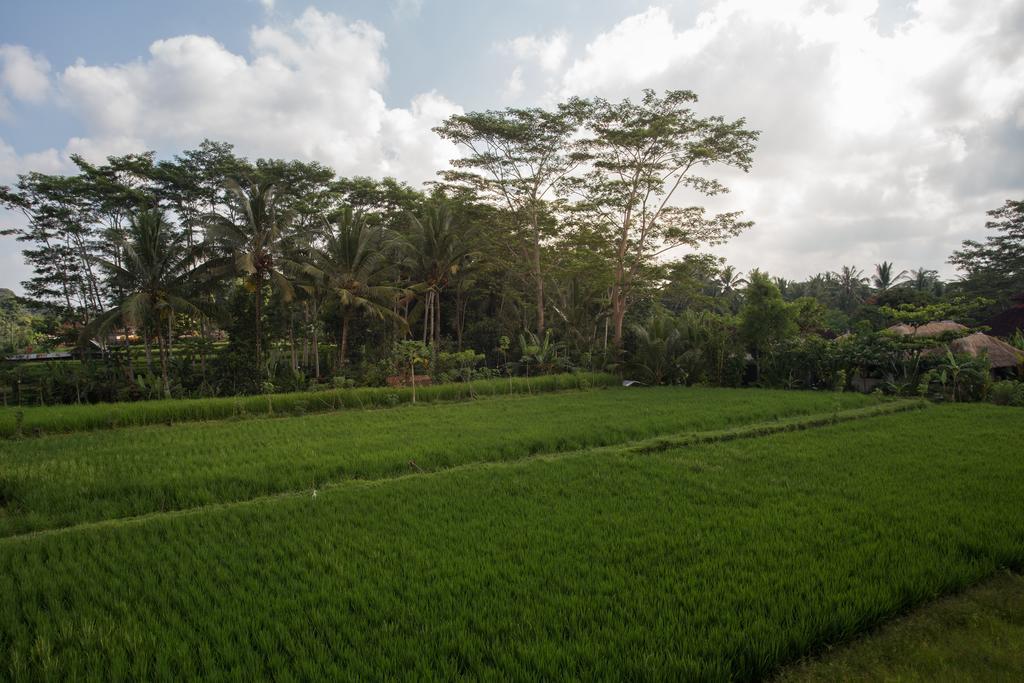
left=1, top=0, right=1023, bottom=293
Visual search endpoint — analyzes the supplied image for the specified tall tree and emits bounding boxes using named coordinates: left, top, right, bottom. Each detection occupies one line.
left=304, top=207, right=404, bottom=366
left=434, top=103, right=588, bottom=335
left=402, top=204, right=475, bottom=347
left=715, top=265, right=749, bottom=313
left=572, top=89, right=758, bottom=350
left=1, top=172, right=100, bottom=321
left=908, top=267, right=941, bottom=295
left=84, top=209, right=209, bottom=395
left=950, top=199, right=1024, bottom=305
left=204, top=179, right=294, bottom=369
left=740, top=271, right=795, bottom=382
left=831, top=265, right=869, bottom=314
left=872, top=261, right=908, bottom=292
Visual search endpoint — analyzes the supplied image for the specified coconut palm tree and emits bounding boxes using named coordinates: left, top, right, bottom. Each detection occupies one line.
left=872, top=261, right=908, bottom=292
left=305, top=207, right=405, bottom=367
left=85, top=209, right=210, bottom=396
left=772, top=276, right=791, bottom=300
left=803, top=273, right=830, bottom=300
left=831, top=265, right=869, bottom=314
left=402, top=205, right=475, bottom=347
left=716, top=265, right=748, bottom=312
left=717, top=265, right=747, bottom=296
left=204, top=179, right=294, bottom=369
left=627, top=313, right=683, bottom=385
left=909, top=267, right=940, bottom=293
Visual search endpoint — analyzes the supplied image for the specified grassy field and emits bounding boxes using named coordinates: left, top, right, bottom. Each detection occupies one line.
left=0, top=399, right=1021, bottom=679
left=779, top=571, right=1024, bottom=681
left=0, top=372, right=616, bottom=437
left=0, top=386, right=878, bottom=536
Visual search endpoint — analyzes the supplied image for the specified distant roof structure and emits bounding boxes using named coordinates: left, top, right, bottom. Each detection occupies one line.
left=885, top=320, right=968, bottom=337
left=947, top=332, right=1024, bottom=369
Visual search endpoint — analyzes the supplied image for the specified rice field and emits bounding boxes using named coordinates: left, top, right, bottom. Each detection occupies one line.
left=0, top=372, right=617, bottom=437
left=1, top=389, right=1021, bottom=680
left=0, top=386, right=878, bottom=536
left=778, top=571, right=1024, bottom=681
left=2, top=403, right=1024, bottom=679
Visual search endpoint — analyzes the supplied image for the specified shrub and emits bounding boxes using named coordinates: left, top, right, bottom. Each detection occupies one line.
left=989, top=380, right=1024, bottom=407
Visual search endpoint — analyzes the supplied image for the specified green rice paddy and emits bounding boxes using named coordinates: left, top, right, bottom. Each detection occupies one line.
left=0, top=387, right=1021, bottom=680
left=0, top=386, right=877, bottom=536
left=0, top=372, right=617, bottom=437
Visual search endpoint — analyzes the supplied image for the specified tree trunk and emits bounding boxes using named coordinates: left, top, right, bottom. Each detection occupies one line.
left=199, top=315, right=208, bottom=382
left=157, top=328, right=170, bottom=398
left=434, top=292, right=441, bottom=347
left=455, top=286, right=465, bottom=350
left=339, top=312, right=351, bottom=368
left=289, top=309, right=297, bottom=372
left=301, top=303, right=310, bottom=369
left=312, top=299, right=320, bottom=380
left=124, top=327, right=135, bottom=383
left=422, top=290, right=432, bottom=344
left=533, top=240, right=545, bottom=336
left=254, top=282, right=263, bottom=377
left=611, top=288, right=627, bottom=352
left=144, top=334, right=154, bottom=375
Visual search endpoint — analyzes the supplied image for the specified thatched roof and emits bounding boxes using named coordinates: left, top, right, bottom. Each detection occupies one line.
left=948, top=333, right=1024, bottom=368
left=885, top=320, right=968, bottom=337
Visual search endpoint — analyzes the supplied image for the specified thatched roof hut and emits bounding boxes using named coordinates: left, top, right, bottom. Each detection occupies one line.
left=947, top=333, right=1024, bottom=369
left=885, top=320, right=968, bottom=337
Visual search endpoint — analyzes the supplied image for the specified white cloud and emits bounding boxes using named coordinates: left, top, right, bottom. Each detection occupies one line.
left=0, top=137, right=65, bottom=184
left=56, top=8, right=460, bottom=184
left=502, top=66, right=525, bottom=101
left=503, top=31, right=569, bottom=73
left=0, top=44, right=51, bottom=116
left=552, top=0, right=1024, bottom=279
left=260, top=0, right=275, bottom=11
left=496, top=31, right=570, bottom=104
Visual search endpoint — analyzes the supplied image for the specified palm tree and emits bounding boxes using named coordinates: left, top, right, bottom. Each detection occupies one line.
left=627, top=313, right=682, bottom=385
left=205, top=179, right=294, bottom=369
left=803, top=273, right=829, bottom=300
left=716, top=265, right=747, bottom=312
left=305, top=207, right=405, bottom=367
left=872, top=261, right=908, bottom=292
left=402, top=205, right=475, bottom=347
left=772, top=276, right=791, bottom=299
left=909, top=267, right=940, bottom=293
left=85, top=209, right=209, bottom=396
left=831, top=265, right=869, bottom=314
left=717, top=265, right=747, bottom=296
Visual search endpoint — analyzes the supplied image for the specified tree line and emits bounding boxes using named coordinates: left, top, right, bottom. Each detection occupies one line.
left=1, top=88, right=1021, bottom=403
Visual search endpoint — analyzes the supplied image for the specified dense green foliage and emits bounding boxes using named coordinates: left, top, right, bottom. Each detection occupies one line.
left=1, top=124, right=1020, bottom=406
left=0, top=385, right=877, bottom=536
left=0, top=404, right=1020, bottom=679
left=950, top=199, right=1024, bottom=310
